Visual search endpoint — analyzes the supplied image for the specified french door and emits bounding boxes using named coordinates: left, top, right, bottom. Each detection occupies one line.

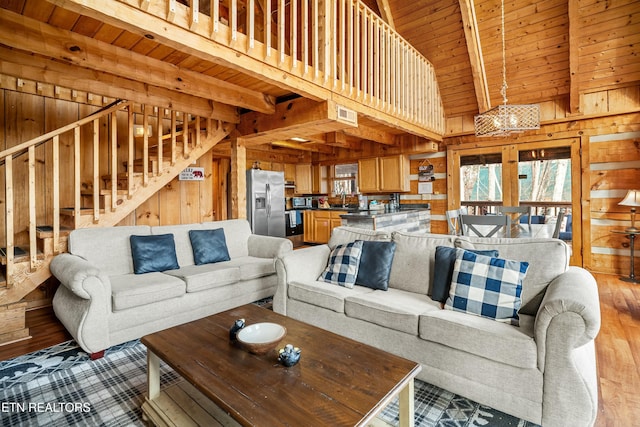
left=447, top=138, right=581, bottom=266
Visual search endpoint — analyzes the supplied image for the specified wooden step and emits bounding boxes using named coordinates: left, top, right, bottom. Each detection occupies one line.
left=60, top=207, right=105, bottom=217
left=0, top=246, right=45, bottom=264
left=35, top=225, right=73, bottom=239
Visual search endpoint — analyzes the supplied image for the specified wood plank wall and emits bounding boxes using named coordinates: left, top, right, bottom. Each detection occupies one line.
left=587, top=131, right=640, bottom=275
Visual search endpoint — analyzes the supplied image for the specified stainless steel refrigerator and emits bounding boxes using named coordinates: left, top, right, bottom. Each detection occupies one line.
left=246, top=169, right=285, bottom=237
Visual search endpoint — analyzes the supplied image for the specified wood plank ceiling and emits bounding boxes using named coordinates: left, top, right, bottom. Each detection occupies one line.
left=0, top=0, right=638, bottom=134
left=389, top=0, right=640, bottom=118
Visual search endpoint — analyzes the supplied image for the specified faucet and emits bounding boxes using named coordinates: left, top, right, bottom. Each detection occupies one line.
left=341, top=192, right=347, bottom=208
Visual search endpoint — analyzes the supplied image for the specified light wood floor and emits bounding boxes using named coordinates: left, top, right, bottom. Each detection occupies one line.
left=0, top=273, right=638, bottom=425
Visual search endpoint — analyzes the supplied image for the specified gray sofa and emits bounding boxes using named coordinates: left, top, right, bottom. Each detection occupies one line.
left=50, top=219, right=292, bottom=358
left=274, top=226, right=600, bottom=426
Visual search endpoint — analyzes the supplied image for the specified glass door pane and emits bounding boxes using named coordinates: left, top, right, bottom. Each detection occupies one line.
left=518, top=147, right=572, bottom=238
left=460, top=152, right=503, bottom=215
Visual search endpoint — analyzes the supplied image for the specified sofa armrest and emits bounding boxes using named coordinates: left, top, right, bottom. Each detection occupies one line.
left=247, top=235, right=293, bottom=259
left=534, top=266, right=601, bottom=426
left=273, top=245, right=331, bottom=315
left=50, top=253, right=112, bottom=299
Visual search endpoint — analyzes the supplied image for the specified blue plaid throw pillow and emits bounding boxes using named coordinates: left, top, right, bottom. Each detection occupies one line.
left=318, top=241, right=364, bottom=288
left=445, top=248, right=528, bottom=326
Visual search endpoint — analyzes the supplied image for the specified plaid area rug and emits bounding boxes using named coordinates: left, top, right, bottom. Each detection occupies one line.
left=0, top=339, right=539, bottom=426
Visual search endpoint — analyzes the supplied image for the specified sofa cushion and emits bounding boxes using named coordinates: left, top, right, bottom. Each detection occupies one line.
left=455, top=237, right=568, bottom=315
left=288, top=280, right=374, bottom=313
left=189, top=229, right=231, bottom=265
left=328, top=226, right=391, bottom=249
left=419, top=310, right=537, bottom=369
left=69, top=225, right=151, bottom=275
left=164, top=263, right=240, bottom=293
left=318, top=241, right=364, bottom=288
left=445, top=249, right=527, bottom=326
left=355, top=241, right=397, bottom=290
left=345, top=288, right=440, bottom=335
left=431, top=246, right=499, bottom=303
left=225, top=256, right=276, bottom=280
left=130, top=234, right=180, bottom=274
left=110, top=273, right=186, bottom=311
left=202, top=219, right=252, bottom=258
left=389, top=232, right=458, bottom=295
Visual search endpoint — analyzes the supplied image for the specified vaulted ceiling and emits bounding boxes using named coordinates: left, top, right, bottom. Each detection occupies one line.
left=372, top=0, right=639, bottom=119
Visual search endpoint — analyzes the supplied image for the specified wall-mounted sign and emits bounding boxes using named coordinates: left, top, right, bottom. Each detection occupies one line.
left=418, top=164, right=435, bottom=182
left=179, top=167, right=205, bottom=181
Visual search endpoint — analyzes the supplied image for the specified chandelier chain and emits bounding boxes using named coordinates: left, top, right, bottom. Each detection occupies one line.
left=500, top=0, right=508, bottom=105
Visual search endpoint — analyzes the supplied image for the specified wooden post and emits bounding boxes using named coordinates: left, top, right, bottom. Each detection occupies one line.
left=230, top=137, right=246, bottom=219
left=52, top=135, right=60, bottom=254
left=28, top=146, right=36, bottom=271
left=5, top=156, right=13, bottom=286
left=93, top=119, right=100, bottom=221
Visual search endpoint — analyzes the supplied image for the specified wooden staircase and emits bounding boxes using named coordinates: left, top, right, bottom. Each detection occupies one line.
left=0, top=100, right=232, bottom=345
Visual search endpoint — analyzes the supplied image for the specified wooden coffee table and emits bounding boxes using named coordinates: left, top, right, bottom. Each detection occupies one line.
left=141, top=304, right=421, bottom=426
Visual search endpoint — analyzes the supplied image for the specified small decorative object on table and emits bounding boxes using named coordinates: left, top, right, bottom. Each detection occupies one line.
left=278, top=344, right=301, bottom=367
left=229, top=318, right=245, bottom=342
left=235, top=322, right=287, bottom=355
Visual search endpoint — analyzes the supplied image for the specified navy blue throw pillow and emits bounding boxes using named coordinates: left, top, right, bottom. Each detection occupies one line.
left=189, top=228, right=231, bottom=265
left=355, top=240, right=397, bottom=290
left=431, top=246, right=499, bottom=303
left=130, top=234, right=180, bottom=274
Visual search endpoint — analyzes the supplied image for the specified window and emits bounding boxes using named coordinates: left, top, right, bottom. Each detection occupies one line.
left=333, top=163, right=358, bottom=195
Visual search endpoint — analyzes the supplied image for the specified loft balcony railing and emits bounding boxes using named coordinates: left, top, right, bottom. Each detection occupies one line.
left=126, top=0, right=445, bottom=137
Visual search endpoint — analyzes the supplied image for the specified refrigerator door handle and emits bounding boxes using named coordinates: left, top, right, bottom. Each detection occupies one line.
left=266, top=183, right=271, bottom=217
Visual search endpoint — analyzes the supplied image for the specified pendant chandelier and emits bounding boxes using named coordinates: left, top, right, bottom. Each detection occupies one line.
left=474, top=0, right=540, bottom=137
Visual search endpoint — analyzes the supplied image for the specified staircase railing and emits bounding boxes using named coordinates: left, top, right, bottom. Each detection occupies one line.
left=0, top=99, right=222, bottom=288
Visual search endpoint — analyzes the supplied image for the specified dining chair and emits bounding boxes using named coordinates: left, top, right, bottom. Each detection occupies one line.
left=497, top=206, right=532, bottom=226
left=552, top=209, right=566, bottom=239
left=445, top=209, right=462, bottom=235
left=460, top=214, right=511, bottom=238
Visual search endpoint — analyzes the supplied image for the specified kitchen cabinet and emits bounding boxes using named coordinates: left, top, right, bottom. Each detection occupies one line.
left=303, top=210, right=346, bottom=244
left=357, top=158, right=379, bottom=193
left=303, top=210, right=314, bottom=243
left=295, top=164, right=327, bottom=194
left=284, top=164, right=296, bottom=183
left=357, top=155, right=410, bottom=193
left=312, top=165, right=328, bottom=194
left=312, top=211, right=332, bottom=244
left=379, top=154, right=410, bottom=192
left=295, top=164, right=312, bottom=194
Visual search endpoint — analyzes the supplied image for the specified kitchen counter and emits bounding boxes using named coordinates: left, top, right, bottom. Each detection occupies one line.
left=339, top=208, right=430, bottom=233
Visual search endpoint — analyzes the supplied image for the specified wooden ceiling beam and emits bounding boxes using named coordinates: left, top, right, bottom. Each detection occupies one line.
left=0, top=10, right=275, bottom=114
left=237, top=98, right=358, bottom=146
left=270, top=141, right=334, bottom=154
left=342, top=125, right=397, bottom=146
left=375, top=0, right=395, bottom=30
left=0, top=47, right=238, bottom=122
left=459, top=0, right=491, bottom=112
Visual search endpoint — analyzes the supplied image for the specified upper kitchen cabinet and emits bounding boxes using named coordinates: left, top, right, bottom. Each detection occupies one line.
left=295, top=164, right=313, bottom=194
left=358, top=155, right=410, bottom=193
left=284, top=164, right=296, bottom=183
left=379, top=155, right=410, bottom=192
left=358, top=158, right=379, bottom=193
left=295, top=164, right=327, bottom=194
